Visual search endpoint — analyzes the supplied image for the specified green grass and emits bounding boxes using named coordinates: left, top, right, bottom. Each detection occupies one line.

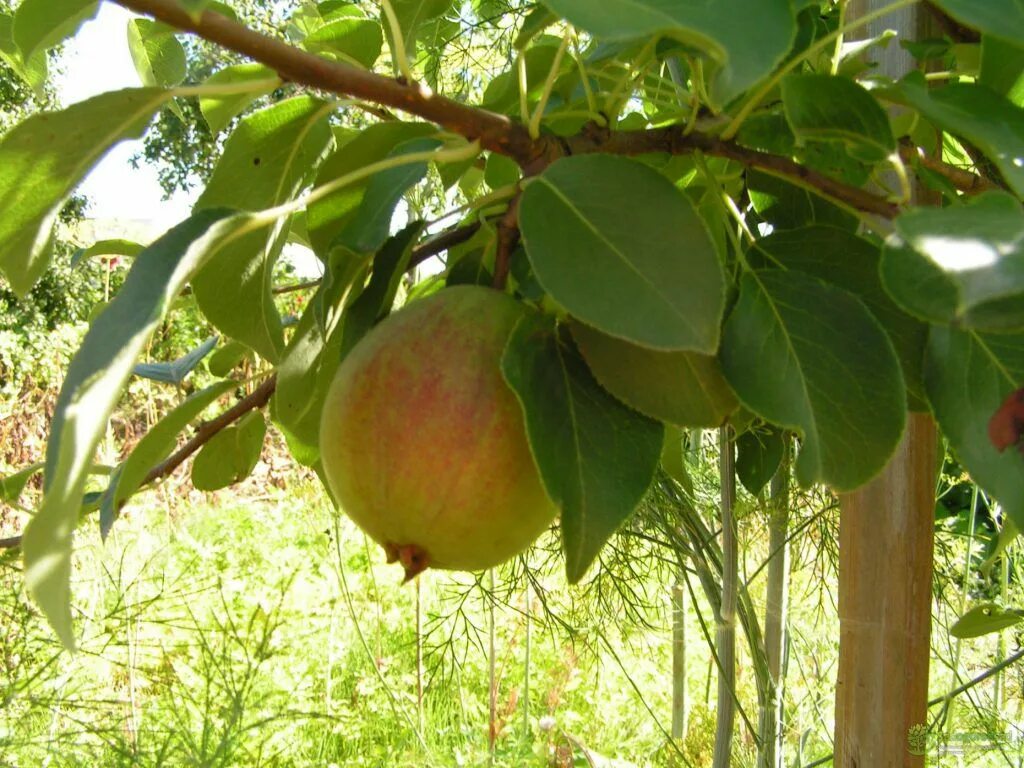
left=1, top=471, right=1021, bottom=767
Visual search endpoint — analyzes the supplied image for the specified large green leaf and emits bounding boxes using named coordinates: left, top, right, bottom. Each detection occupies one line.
left=571, top=320, right=736, bottom=427
left=13, top=0, right=97, bottom=63
left=719, top=270, right=906, bottom=492
left=502, top=313, right=663, bottom=583
left=981, top=35, right=1024, bottom=105
left=191, top=411, right=267, bottom=491
left=23, top=208, right=247, bottom=648
left=127, top=19, right=186, bottom=87
left=540, top=0, right=794, bottom=108
left=519, top=155, right=725, bottom=352
left=271, top=260, right=368, bottom=466
left=387, top=0, right=454, bottom=59
left=928, top=1, right=1024, bottom=47
left=199, top=64, right=281, bottom=135
left=880, top=193, right=1024, bottom=331
left=306, top=121, right=436, bottom=258
left=100, top=379, right=236, bottom=537
left=782, top=74, right=895, bottom=163
left=895, top=73, right=1024, bottom=198
left=333, top=137, right=440, bottom=255
left=0, top=12, right=46, bottom=96
left=925, top=327, right=1024, bottom=531
left=304, top=17, right=382, bottom=68
left=338, top=222, right=424, bottom=356
left=750, top=225, right=929, bottom=409
left=192, top=96, right=333, bottom=363
left=0, top=88, right=169, bottom=296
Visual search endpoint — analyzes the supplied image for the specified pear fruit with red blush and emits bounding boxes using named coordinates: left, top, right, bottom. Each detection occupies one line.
left=319, top=286, right=556, bottom=580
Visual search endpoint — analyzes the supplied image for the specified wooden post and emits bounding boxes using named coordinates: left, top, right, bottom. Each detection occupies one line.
left=834, top=5, right=938, bottom=765
left=835, top=414, right=937, bottom=766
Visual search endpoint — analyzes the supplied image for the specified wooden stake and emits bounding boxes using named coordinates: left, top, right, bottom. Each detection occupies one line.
left=835, top=413, right=937, bottom=766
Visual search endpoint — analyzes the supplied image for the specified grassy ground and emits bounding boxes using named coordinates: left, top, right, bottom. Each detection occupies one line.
left=1, top=468, right=1021, bottom=766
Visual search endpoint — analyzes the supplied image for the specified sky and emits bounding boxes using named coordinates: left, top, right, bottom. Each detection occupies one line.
left=56, top=2, right=197, bottom=236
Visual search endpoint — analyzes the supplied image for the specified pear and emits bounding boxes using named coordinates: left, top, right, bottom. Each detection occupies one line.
left=319, top=286, right=556, bottom=580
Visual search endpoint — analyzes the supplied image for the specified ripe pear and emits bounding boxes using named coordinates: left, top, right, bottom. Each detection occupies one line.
left=319, top=285, right=556, bottom=580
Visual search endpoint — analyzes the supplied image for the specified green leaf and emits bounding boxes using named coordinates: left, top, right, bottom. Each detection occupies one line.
left=133, top=335, right=219, bottom=384
left=100, top=379, right=236, bottom=537
left=481, top=42, right=570, bottom=114
left=736, top=428, right=784, bottom=495
left=13, top=0, right=97, bottom=63
left=271, top=258, right=368, bottom=466
left=928, top=1, right=1024, bottom=47
left=720, top=270, right=906, bottom=492
left=750, top=225, right=929, bottom=409
left=514, top=5, right=556, bottom=50
left=880, top=193, right=1024, bottom=332
left=304, top=17, right=382, bottom=68
left=199, top=64, right=281, bottom=135
left=191, top=411, right=267, bottom=492
left=571, top=321, right=736, bottom=428
left=307, top=122, right=436, bottom=258
left=501, top=313, right=663, bottom=583
left=0, top=463, right=43, bottom=504
left=22, top=208, right=246, bottom=648
left=207, top=339, right=252, bottom=377
left=520, top=155, right=725, bottom=352
left=660, top=427, right=693, bottom=493
left=540, top=0, right=795, bottom=108
left=387, top=0, right=454, bottom=59
left=0, top=88, right=169, bottom=296
left=273, top=224, right=422, bottom=467
left=894, top=73, right=1024, bottom=198
left=333, top=137, right=441, bottom=255
left=338, top=222, right=424, bottom=357
left=0, top=12, right=47, bottom=96
left=981, top=35, right=1024, bottom=105
left=193, top=96, right=334, bottom=363
left=950, top=603, right=1024, bottom=639
left=127, top=19, right=186, bottom=87
left=782, top=74, right=895, bottom=163
left=925, top=327, right=1024, bottom=531
left=747, top=170, right=858, bottom=232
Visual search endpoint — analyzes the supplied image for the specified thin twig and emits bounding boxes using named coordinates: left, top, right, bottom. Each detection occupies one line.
left=492, top=197, right=520, bottom=290
left=0, top=221, right=483, bottom=552
left=898, top=140, right=1000, bottom=196
left=113, top=0, right=553, bottom=168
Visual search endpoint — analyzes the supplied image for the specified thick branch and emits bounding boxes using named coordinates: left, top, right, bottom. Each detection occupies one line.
left=566, top=126, right=901, bottom=219
left=114, top=0, right=554, bottom=168
left=117, top=0, right=905, bottom=219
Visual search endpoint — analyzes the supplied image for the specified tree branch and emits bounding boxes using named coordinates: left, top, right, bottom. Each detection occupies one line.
left=566, top=125, right=901, bottom=219
left=0, top=377, right=276, bottom=552
left=115, top=0, right=905, bottom=219
left=114, top=0, right=555, bottom=168
left=898, top=140, right=1000, bottom=196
